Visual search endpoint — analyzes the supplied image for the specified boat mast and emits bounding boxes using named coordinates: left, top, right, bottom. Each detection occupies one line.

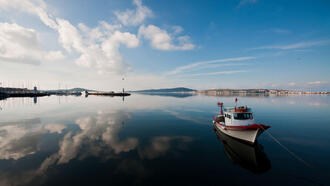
left=217, top=102, right=223, bottom=115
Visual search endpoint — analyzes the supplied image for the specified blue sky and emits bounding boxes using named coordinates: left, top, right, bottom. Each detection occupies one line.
left=0, top=0, right=329, bottom=91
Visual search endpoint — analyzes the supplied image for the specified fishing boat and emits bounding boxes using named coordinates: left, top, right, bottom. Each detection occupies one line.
left=212, top=99, right=270, bottom=144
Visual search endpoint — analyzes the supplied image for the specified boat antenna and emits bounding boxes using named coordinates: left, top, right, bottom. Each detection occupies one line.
left=122, top=76, right=125, bottom=93
left=217, top=102, right=223, bottom=115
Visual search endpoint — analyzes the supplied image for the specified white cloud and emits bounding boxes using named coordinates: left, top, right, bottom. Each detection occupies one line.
left=172, top=25, right=183, bottom=34
left=0, top=0, right=140, bottom=74
left=0, top=22, right=65, bottom=65
left=271, top=83, right=278, bottom=88
left=57, top=20, right=139, bottom=74
left=44, top=50, right=66, bottom=61
left=99, top=21, right=122, bottom=32
left=74, top=30, right=139, bottom=74
left=307, top=81, right=327, bottom=85
left=183, top=70, right=247, bottom=77
left=139, top=24, right=195, bottom=51
left=166, top=56, right=255, bottom=75
left=115, top=0, right=152, bottom=26
left=49, top=17, right=139, bottom=74
left=251, top=40, right=330, bottom=50
left=56, top=18, right=85, bottom=53
left=0, top=0, right=58, bottom=29
left=288, top=82, right=296, bottom=86
left=0, top=0, right=194, bottom=77
left=78, top=21, right=122, bottom=45
left=55, top=15, right=140, bottom=74
left=106, top=31, right=140, bottom=49
left=190, top=63, right=250, bottom=72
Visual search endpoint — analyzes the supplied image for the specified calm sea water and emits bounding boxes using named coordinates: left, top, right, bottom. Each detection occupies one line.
left=0, top=94, right=330, bottom=186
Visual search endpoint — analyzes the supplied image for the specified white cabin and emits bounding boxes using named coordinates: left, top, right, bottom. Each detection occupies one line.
left=223, top=107, right=255, bottom=126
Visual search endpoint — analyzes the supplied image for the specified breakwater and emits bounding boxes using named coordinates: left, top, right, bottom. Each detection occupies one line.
left=0, top=87, right=50, bottom=98
left=86, top=91, right=130, bottom=96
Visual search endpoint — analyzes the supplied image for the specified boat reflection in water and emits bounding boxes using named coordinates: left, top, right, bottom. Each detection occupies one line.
left=214, top=126, right=271, bottom=174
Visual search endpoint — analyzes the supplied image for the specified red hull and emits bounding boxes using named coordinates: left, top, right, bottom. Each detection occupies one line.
left=213, top=121, right=270, bottom=131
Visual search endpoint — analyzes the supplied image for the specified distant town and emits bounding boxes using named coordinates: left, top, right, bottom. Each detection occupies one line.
left=196, top=89, right=330, bottom=96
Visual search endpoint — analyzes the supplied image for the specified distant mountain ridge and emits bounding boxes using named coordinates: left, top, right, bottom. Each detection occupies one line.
left=132, top=87, right=196, bottom=93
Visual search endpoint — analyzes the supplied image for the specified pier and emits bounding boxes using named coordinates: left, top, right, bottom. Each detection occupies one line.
left=0, top=87, right=50, bottom=98
left=85, top=91, right=130, bottom=97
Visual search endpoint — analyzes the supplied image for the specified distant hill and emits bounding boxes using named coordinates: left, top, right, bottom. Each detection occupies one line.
left=132, top=87, right=196, bottom=93
left=135, top=92, right=195, bottom=98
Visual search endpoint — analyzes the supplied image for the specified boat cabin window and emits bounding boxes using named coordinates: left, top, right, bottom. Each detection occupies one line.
left=234, top=113, right=253, bottom=120
left=225, top=114, right=231, bottom=119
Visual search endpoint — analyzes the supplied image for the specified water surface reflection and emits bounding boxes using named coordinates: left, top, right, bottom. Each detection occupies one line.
left=0, top=94, right=329, bottom=185
left=214, top=127, right=271, bottom=174
left=0, top=110, right=140, bottom=185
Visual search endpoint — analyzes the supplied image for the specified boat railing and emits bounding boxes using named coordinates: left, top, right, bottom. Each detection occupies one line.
left=224, top=107, right=252, bottom=113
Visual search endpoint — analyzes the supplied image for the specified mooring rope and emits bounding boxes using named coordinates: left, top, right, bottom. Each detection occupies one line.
left=262, top=127, right=313, bottom=168
left=260, top=126, right=330, bottom=181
